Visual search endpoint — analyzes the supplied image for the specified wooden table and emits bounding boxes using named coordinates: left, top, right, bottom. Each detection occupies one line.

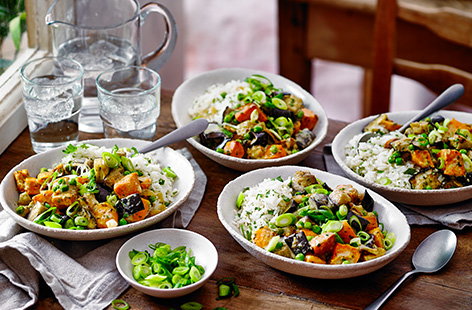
left=1, top=90, right=471, bottom=310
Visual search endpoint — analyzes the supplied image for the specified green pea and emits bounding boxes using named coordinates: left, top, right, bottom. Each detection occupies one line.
left=253, top=126, right=263, bottom=133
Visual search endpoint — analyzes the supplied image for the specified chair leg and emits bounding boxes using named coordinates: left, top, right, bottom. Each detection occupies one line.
left=278, top=0, right=312, bottom=92
left=368, top=0, right=398, bottom=116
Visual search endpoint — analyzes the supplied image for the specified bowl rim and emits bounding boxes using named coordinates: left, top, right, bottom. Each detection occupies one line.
left=216, top=165, right=411, bottom=273
left=171, top=67, right=329, bottom=164
left=0, top=138, right=195, bottom=239
left=331, top=110, right=472, bottom=196
left=115, top=228, right=218, bottom=292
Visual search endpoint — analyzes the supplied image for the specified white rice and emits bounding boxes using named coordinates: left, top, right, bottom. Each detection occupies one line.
left=61, top=144, right=177, bottom=205
left=344, top=132, right=416, bottom=189
left=234, top=177, right=293, bottom=237
left=189, top=80, right=252, bottom=122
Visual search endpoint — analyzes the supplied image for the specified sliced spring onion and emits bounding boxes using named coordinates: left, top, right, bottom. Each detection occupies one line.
left=44, top=221, right=62, bottom=228
left=272, top=97, right=287, bottom=110
left=384, top=239, right=394, bottom=250
left=322, top=220, right=343, bottom=233
left=236, top=192, right=245, bottom=208
left=274, top=213, right=296, bottom=227
left=252, top=90, right=266, bottom=103
left=64, top=219, right=75, bottom=229
left=219, top=284, right=231, bottom=298
left=349, top=237, right=361, bottom=247
left=180, top=301, right=203, bottom=310
left=173, top=266, right=189, bottom=275
left=250, top=108, right=259, bottom=122
left=102, top=152, right=120, bottom=168
left=163, top=166, right=177, bottom=178
left=189, top=266, right=202, bottom=282
left=384, top=232, right=396, bottom=250
left=120, top=156, right=134, bottom=171
left=378, top=177, right=392, bottom=185
left=33, top=207, right=57, bottom=224
left=338, top=205, right=348, bottom=218
left=265, top=235, right=281, bottom=252
left=145, top=273, right=167, bottom=283
left=404, top=168, right=417, bottom=175
left=50, top=213, right=62, bottom=223
left=438, top=157, right=445, bottom=169
left=74, top=216, right=89, bottom=227
left=461, top=154, right=472, bottom=172
left=357, top=231, right=371, bottom=243
left=111, top=299, right=129, bottom=310
left=66, top=201, right=79, bottom=217
left=131, top=252, right=149, bottom=266
left=139, top=264, right=152, bottom=278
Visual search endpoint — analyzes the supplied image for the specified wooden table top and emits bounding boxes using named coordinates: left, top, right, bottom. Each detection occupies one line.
left=1, top=90, right=471, bottom=310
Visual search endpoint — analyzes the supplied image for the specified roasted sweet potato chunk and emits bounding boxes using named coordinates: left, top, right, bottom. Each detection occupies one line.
left=438, top=149, right=466, bottom=176
left=369, top=227, right=385, bottom=249
left=114, top=172, right=142, bottom=198
left=337, top=220, right=357, bottom=243
left=305, top=254, right=326, bottom=264
left=309, top=232, right=336, bottom=258
left=91, top=202, right=118, bottom=228
left=14, top=169, right=30, bottom=193
left=253, top=226, right=276, bottom=249
left=25, top=177, right=41, bottom=196
left=411, top=150, right=434, bottom=168
left=329, top=243, right=361, bottom=264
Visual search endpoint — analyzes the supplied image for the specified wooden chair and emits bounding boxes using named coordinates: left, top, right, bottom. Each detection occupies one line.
left=278, top=0, right=472, bottom=117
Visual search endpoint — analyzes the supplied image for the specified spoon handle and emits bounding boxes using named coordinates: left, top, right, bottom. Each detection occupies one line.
left=138, top=118, right=209, bottom=153
left=365, top=270, right=419, bottom=310
left=398, top=84, right=464, bottom=133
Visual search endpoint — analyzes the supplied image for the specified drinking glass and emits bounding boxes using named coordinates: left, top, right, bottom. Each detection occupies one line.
left=96, top=66, right=160, bottom=140
left=20, top=56, right=84, bottom=153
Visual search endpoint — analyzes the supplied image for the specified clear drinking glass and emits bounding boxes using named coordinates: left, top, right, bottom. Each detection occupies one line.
left=96, top=66, right=160, bottom=140
left=20, top=56, right=84, bottom=153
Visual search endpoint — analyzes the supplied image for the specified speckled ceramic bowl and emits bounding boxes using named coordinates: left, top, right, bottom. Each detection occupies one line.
left=0, top=139, right=195, bottom=240
left=217, top=166, right=410, bottom=279
left=171, top=68, right=328, bottom=171
left=331, top=110, right=472, bottom=206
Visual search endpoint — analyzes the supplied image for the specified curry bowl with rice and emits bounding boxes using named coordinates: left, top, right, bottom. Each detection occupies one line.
left=0, top=139, right=195, bottom=240
left=172, top=68, right=328, bottom=171
left=331, top=110, right=472, bottom=205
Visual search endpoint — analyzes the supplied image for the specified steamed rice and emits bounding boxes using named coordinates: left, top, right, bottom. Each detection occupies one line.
left=234, top=177, right=292, bottom=237
left=61, top=144, right=177, bottom=206
left=345, top=132, right=417, bottom=188
left=189, top=80, right=251, bottom=122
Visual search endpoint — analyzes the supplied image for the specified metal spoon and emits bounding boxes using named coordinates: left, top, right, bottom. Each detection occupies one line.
left=365, top=229, right=457, bottom=310
left=358, top=83, right=465, bottom=145
left=138, top=118, right=209, bottom=153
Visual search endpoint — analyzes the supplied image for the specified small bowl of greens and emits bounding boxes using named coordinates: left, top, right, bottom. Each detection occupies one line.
left=116, top=228, right=218, bottom=298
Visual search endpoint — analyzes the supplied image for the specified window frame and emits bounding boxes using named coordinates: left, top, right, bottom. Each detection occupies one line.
left=0, top=0, right=53, bottom=154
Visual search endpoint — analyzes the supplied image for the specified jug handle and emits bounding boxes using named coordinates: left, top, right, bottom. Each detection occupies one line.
left=140, top=2, right=178, bottom=69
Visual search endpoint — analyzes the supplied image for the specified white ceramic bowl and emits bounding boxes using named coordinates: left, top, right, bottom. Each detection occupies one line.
left=171, top=68, right=328, bottom=171
left=116, top=228, right=218, bottom=298
left=332, top=110, right=472, bottom=206
left=217, top=165, right=410, bottom=279
left=0, top=139, right=195, bottom=240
